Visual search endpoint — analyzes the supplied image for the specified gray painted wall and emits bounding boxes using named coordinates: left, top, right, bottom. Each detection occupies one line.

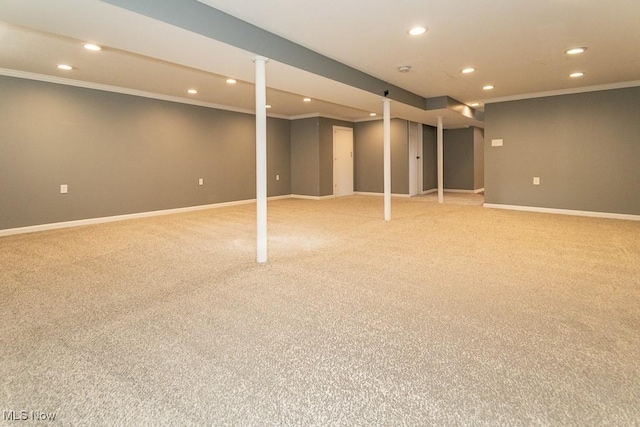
left=474, top=127, right=485, bottom=190
left=443, top=128, right=475, bottom=190
left=290, top=117, right=353, bottom=197
left=0, top=76, right=291, bottom=230
left=423, top=125, right=437, bottom=190
left=353, top=119, right=409, bottom=194
left=291, top=118, right=319, bottom=196
left=484, top=87, right=640, bottom=215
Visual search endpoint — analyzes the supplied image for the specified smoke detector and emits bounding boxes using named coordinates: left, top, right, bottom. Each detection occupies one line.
left=398, top=65, right=412, bottom=73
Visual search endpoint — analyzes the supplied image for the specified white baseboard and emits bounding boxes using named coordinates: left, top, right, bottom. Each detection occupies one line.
left=444, top=189, right=477, bottom=194
left=483, top=203, right=640, bottom=221
left=354, top=192, right=410, bottom=198
left=291, top=194, right=335, bottom=200
left=419, top=188, right=484, bottom=195
left=267, top=195, right=293, bottom=201
left=0, top=195, right=291, bottom=237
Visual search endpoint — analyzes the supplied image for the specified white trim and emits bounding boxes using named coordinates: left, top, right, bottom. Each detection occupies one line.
left=474, top=187, right=485, bottom=194
left=0, top=68, right=294, bottom=120
left=421, top=189, right=438, bottom=195
left=267, top=195, right=293, bottom=201
left=483, top=203, right=640, bottom=221
left=291, top=194, right=335, bottom=200
left=0, top=196, right=291, bottom=237
left=484, top=80, right=640, bottom=104
left=354, top=192, right=410, bottom=198
left=443, top=189, right=476, bottom=194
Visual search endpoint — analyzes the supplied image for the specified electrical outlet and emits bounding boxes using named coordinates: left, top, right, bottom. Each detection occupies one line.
left=198, top=178, right=203, bottom=186
left=60, top=184, right=68, bottom=194
left=276, top=174, right=280, bottom=181
left=533, top=177, right=540, bottom=185
left=491, top=139, right=504, bottom=147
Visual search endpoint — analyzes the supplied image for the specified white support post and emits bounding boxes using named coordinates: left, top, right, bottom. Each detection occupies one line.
left=253, top=56, right=269, bottom=263
left=437, top=116, right=444, bottom=204
left=383, top=98, right=391, bottom=221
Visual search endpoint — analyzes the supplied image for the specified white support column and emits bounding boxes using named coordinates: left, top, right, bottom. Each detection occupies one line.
left=383, top=98, right=391, bottom=221
left=253, top=56, right=269, bottom=263
left=437, top=116, right=444, bottom=204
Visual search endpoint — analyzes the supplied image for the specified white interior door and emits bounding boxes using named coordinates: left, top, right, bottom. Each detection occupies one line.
left=333, top=126, right=354, bottom=197
left=408, top=122, right=422, bottom=196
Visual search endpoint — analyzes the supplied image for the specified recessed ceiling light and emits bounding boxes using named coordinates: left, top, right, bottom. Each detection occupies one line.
left=470, top=102, right=480, bottom=107
left=483, top=85, right=494, bottom=90
left=188, top=89, right=198, bottom=94
left=303, top=97, right=312, bottom=102
left=566, top=47, right=586, bottom=55
left=408, top=27, right=427, bottom=36
left=83, top=43, right=102, bottom=51
left=370, top=113, right=377, bottom=117
left=461, top=67, right=475, bottom=74
left=570, top=72, right=584, bottom=78
left=265, top=104, right=272, bottom=109
left=57, top=64, right=73, bottom=71
left=226, top=78, right=237, bottom=84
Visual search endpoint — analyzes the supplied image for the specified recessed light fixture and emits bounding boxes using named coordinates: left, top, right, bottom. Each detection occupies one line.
left=461, top=67, right=476, bottom=74
left=408, top=26, right=427, bottom=36
left=303, top=97, right=312, bottom=102
left=483, top=85, right=494, bottom=90
left=188, top=89, right=198, bottom=94
left=566, top=47, right=587, bottom=55
left=470, top=102, right=480, bottom=107
left=265, top=104, right=272, bottom=109
left=226, top=78, right=237, bottom=84
left=570, top=72, right=584, bottom=78
left=57, top=64, right=73, bottom=71
left=83, top=43, right=102, bottom=51
left=370, top=113, right=377, bottom=117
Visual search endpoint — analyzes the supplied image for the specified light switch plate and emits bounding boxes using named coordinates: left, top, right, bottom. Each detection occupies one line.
left=491, top=139, right=504, bottom=147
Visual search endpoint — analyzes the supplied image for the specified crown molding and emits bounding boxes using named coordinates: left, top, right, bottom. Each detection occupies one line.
left=0, top=68, right=291, bottom=120
left=484, top=80, right=640, bottom=104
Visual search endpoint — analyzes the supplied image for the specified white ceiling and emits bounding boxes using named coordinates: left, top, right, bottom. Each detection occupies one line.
left=1, top=0, right=639, bottom=128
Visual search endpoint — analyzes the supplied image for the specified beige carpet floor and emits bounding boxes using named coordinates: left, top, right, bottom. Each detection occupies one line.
left=1, top=196, right=639, bottom=426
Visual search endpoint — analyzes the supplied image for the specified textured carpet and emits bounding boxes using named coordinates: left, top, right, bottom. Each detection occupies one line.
left=1, top=196, right=639, bottom=426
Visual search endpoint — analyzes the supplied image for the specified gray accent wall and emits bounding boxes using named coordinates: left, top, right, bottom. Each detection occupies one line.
left=443, top=128, right=475, bottom=190
left=441, top=127, right=484, bottom=192
left=290, top=117, right=353, bottom=197
left=353, top=119, right=409, bottom=194
left=423, top=125, right=437, bottom=191
left=484, top=87, right=640, bottom=215
left=291, top=118, right=319, bottom=197
left=0, top=76, right=291, bottom=230
left=474, top=127, right=485, bottom=190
